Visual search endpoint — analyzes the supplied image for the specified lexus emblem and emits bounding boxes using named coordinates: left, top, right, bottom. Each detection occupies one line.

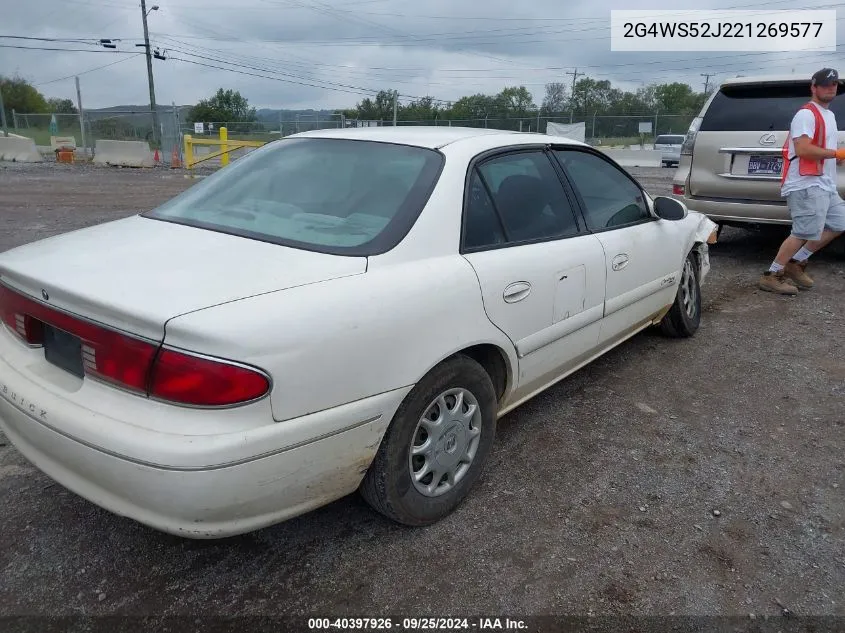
left=41, top=289, right=49, bottom=301
left=759, top=133, right=777, bottom=146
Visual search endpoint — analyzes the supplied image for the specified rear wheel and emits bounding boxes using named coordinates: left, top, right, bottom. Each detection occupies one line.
left=660, top=250, right=701, bottom=338
left=359, top=355, right=497, bottom=526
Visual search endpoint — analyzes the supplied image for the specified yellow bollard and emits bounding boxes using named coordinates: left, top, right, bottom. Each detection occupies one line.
left=220, top=126, right=228, bottom=167
left=183, top=134, right=193, bottom=170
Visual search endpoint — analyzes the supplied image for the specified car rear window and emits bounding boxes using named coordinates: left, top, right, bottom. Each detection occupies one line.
left=143, top=137, right=444, bottom=256
left=700, top=82, right=845, bottom=131
left=655, top=135, right=685, bottom=144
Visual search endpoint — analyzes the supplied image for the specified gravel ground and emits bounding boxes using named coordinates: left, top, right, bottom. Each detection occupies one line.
left=0, top=162, right=843, bottom=626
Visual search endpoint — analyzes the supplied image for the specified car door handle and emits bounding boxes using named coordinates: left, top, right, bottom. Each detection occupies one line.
left=503, top=281, right=531, bottom=303
left=612, top=254, right=629, bottom=271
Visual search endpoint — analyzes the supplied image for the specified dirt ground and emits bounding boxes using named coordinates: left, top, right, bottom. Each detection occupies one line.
left=0, top=161, right=843, bottom=626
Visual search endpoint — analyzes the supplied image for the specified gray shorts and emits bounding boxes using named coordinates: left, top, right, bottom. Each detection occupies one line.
left=786, top=186, right=845, bottom=240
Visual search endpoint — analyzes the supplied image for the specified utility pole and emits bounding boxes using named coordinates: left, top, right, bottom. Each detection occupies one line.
left=139, top=0, right=159, bottom=146
left=393, top=90, right=398, bottom=126
left=701, top=73, right=713, bottom=95
left=566, top=68, right=582, bottom=124
left=0, top=87, right=8, bottom=137
left=75, top=76, right=86, bottom=158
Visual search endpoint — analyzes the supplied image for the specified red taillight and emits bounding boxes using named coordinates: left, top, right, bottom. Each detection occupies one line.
left=81, top=327, right=158, bottom=392
left=150, top=348, right=270, bottom=406
left=0, top=283, right=269, bottom=407
left=0, top=284, right=45, bottom=345
left=1, top=282, right=158, bottom=392
left=673, top=184, right=685, bottom=196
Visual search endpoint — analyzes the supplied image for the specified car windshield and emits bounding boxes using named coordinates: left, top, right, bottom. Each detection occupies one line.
left=143, top=137, right=444, bottom=255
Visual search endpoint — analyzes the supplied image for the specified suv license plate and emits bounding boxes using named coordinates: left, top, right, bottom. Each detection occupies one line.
left=748, top=155, right=782, bottom=175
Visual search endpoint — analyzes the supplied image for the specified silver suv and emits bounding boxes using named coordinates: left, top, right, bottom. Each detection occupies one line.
left=672, top=74, right=845, bottom=229
left=654, top=134, right=685, bottom=168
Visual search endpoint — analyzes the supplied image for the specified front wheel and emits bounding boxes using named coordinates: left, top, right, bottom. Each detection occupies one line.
left=659, top=250, right=701, bottom=338
left=359, top=355, right=498, bottom=526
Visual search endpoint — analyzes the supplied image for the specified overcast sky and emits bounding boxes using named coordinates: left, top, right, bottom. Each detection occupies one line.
left=2, top=0, right=844, bottom=111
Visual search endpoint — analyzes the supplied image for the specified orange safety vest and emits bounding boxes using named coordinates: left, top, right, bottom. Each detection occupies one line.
left=781, top=102, right=827, bottom=185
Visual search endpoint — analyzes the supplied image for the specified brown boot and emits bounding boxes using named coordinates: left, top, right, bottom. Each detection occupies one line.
left=784, top=259, right=814, bottom=290
left=758, top=270, right=798, bottom=295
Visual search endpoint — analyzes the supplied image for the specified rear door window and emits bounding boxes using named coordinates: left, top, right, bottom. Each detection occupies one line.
left=701, top=82, right=845, bottom=131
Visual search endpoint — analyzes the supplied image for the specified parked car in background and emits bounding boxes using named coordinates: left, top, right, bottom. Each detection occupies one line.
left=654, top=134, right=685, bottom=168
left=672, top=74, right=845, bottom=231
left=0, top=127, right=717, bottom=539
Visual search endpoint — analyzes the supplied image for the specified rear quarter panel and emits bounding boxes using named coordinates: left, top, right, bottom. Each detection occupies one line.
left=161, top=255, right=518, bottom=422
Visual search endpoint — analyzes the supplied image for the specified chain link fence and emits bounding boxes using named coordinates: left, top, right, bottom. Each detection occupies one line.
left=8, top=110, right=697, bottom=166
left=11, top=108, right=184, bottom=164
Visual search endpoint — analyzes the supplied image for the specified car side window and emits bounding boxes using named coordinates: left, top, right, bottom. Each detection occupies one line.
left=553, top=150, right=651, bottom=231
left=475, top=151, right=580, bottom=244
left=464, top=169, right=506, bottom=249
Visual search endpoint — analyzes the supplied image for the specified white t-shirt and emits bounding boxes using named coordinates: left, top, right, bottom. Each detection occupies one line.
left=780, top=102, right=838, bottom=196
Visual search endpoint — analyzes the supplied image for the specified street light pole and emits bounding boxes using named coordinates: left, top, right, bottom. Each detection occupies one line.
left=140, top=0, right=159, bottom=146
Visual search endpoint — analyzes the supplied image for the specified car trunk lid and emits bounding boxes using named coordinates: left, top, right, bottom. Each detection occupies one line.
left=0, top=215, right=367, bottom=342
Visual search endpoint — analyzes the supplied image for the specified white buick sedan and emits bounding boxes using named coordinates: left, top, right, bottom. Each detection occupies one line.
left=0, top=127, right=716, bottom=538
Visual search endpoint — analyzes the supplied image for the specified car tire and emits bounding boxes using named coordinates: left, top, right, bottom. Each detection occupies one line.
left=659, top=250, right=701, bottom=338
left=359, top=354, right=498, bottom=526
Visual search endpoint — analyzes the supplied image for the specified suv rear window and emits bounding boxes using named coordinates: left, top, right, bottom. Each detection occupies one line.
left=700, top=82, right=845, bottom=131
left=143, top=137, right=444, bottom=256
left=655, top=135, right=685, bottom=144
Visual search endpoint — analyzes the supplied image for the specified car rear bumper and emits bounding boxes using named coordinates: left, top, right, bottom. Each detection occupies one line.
left=678, top=194, right=790, bottom=225
left=0, top=343, right=409, bottom=538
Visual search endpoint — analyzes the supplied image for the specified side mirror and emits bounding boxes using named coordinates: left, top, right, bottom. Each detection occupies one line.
left=653, top=196, right=687, bottom=221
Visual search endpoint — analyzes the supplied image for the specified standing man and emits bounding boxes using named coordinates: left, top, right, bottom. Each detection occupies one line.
left=759, top=68, right=845, bottom=295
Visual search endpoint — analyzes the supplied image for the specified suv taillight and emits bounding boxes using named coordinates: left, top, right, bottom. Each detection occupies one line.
left=0, top=283, right=269, bottom=406
left=681, top=116, right=702, bottom=156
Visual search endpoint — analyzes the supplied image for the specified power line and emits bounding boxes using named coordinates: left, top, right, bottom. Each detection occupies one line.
left=165, top=45, right=453, bottom=103
left=0, top=44, right=136, bottom=53
left=0, top=35, right=104, bottom=43
left=35, top=53, right=143, bottom=86
left=258, top=0, right=809, bottom=21
left=152, top=33, right=840, bottom=77
left=168, top=56, right=378, bottom=98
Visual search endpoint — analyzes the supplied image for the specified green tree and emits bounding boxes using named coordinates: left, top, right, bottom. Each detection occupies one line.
left=495, top=86, right=534, bottom=116
left=541, top=82, right=568, bottom=115
left=0, top=75, right=49, bottom=121
left=653, top=82, right=698, bottom=113
left=449, top=93, right=496, bottom=121
left=188, top=88, right=256, bottom=123
left=46, top=98, right=78, bottom=114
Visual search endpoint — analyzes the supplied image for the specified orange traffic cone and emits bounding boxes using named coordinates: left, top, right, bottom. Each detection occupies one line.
left=170, top=145, right=182, bottom=169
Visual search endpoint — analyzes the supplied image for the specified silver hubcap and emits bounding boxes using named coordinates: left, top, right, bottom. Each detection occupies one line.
left=409, top=388, right=483, bottom=497
left=680, top=259, right=698, bottom=319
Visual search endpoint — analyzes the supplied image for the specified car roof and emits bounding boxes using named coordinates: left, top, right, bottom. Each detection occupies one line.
left=719, top=73, right=818, bottom=87
left=287, top=125, right=589, bottom=150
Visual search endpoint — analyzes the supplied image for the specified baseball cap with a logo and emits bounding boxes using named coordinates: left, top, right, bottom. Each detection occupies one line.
left=811, top=68, right=840, bottom=86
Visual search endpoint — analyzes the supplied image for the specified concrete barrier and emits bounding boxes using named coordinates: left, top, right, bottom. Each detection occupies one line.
left=93, top=140, right=155, bottom=167
left=598, top=148, right=662, bottom=168
left=0, top=135, right=43, bottom=162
